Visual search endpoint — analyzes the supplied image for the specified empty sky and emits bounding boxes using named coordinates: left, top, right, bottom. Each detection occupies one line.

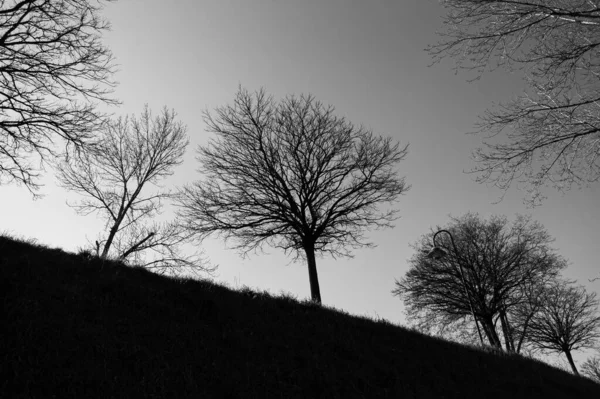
left=2, top=0, right=599, bottom=364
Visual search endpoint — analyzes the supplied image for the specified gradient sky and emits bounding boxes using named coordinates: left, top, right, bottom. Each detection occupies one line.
left=2, top=0, right=599, bottom=367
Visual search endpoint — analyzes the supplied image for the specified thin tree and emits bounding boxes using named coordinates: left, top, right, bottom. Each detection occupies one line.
left=508, top=274, right=554, bottom=354
left=57, top=106, right=213, bottom=276
left=429, top=0, right=600, bottom=206
left=0, top=0, right=118, bottom=195
left=526, top=281, right=600, bottom=375
left=393, top=213, right=566, bottom=351
left=176, top=87, right=410, bottom=304
left=581, top=353, right=600, bottom=383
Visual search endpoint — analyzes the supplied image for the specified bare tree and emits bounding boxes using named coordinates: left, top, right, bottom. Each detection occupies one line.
left=581, top=353, right=600, bottom=383
left=506, top=273, right=555, bottom=354
left=526, top=281, right=600, bottom=375
left=429, top=0, right=600, bottom=206
left=393, top=213, right=566, bottom=351
left=57, top=106, right=213, bottom=276
left=176, top=87, right=410, bottom=304
left=0, top=0, right=118, bottom=194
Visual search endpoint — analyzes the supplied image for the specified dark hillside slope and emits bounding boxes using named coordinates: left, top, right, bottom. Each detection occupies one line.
left=1, top=235, right=599, bottom=398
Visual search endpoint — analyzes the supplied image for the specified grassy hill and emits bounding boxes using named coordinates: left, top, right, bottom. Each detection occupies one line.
left=2, top=234, right=600, bottom=398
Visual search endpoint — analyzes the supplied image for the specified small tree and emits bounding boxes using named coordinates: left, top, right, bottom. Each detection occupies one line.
left=393, top=213, right=566, bottom=351
left=429, top=0, right=600, bottom=206
left=0, top=0, right=118, bottom=194
left=582, top=353, right=600, bottom=383
left=177, top=87, right=410, bottom=303
left=526, top=281, right=600, bottom=375
left=57, top=106, right=213, bottom=276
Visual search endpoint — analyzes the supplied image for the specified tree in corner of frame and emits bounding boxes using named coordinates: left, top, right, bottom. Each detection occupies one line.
left=176, top=87, right=410, bottom=304
left=0, top=0, right=118, bottom=195
left=429, top=1, right=600, bottom=206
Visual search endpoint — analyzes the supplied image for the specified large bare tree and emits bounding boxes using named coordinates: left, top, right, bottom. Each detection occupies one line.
left=57, top=106, right=213, bottom=276
left=393, top=213, right=566, bottom=351
left=430, top=0, right=600, bottom=206
left=177, top=87, right=410, bottom=304
left=0, top=0, right=118, bottom=195
left=526, top=281, right=600, bottom=375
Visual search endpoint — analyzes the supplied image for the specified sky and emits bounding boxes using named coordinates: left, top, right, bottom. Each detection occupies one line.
left=1, top=0, right=599, bottom=368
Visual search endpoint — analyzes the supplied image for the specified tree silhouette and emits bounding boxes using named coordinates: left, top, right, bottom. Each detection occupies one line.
left=526, top=281, right=600, bottom=375
left=430, top=0, right=600, bottom=206
left=0, top=0, right=118, bottom=195
left=393, top=213, right=566, bottom=351
left=581, top=353, right=600, bottom=383
left=177, top=87, right=410, bottom=303
left=57, top=106, right=213, bottom=276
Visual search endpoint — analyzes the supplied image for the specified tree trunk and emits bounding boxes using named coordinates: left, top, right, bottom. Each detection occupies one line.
left=516, top=312, right=533, bottom=354
left=564, top=349, right=579, bottom=375
left=500, top=309, right=514, bottom=352
left=481, top=321, right=494, bottom=346
left=101, top=188, right=140, bottom=259
left=481, top=318, right=502, bottom=349
left=303, top=241, right=322, bottom=304
left=101, top=225, right=119, bottom=259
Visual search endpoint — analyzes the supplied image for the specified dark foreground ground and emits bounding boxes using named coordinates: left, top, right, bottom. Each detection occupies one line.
left=2, top=234, right=600, bottom=398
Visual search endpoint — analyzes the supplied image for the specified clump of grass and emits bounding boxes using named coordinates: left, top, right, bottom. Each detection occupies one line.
left=1, top=233, right=600, bottom=398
